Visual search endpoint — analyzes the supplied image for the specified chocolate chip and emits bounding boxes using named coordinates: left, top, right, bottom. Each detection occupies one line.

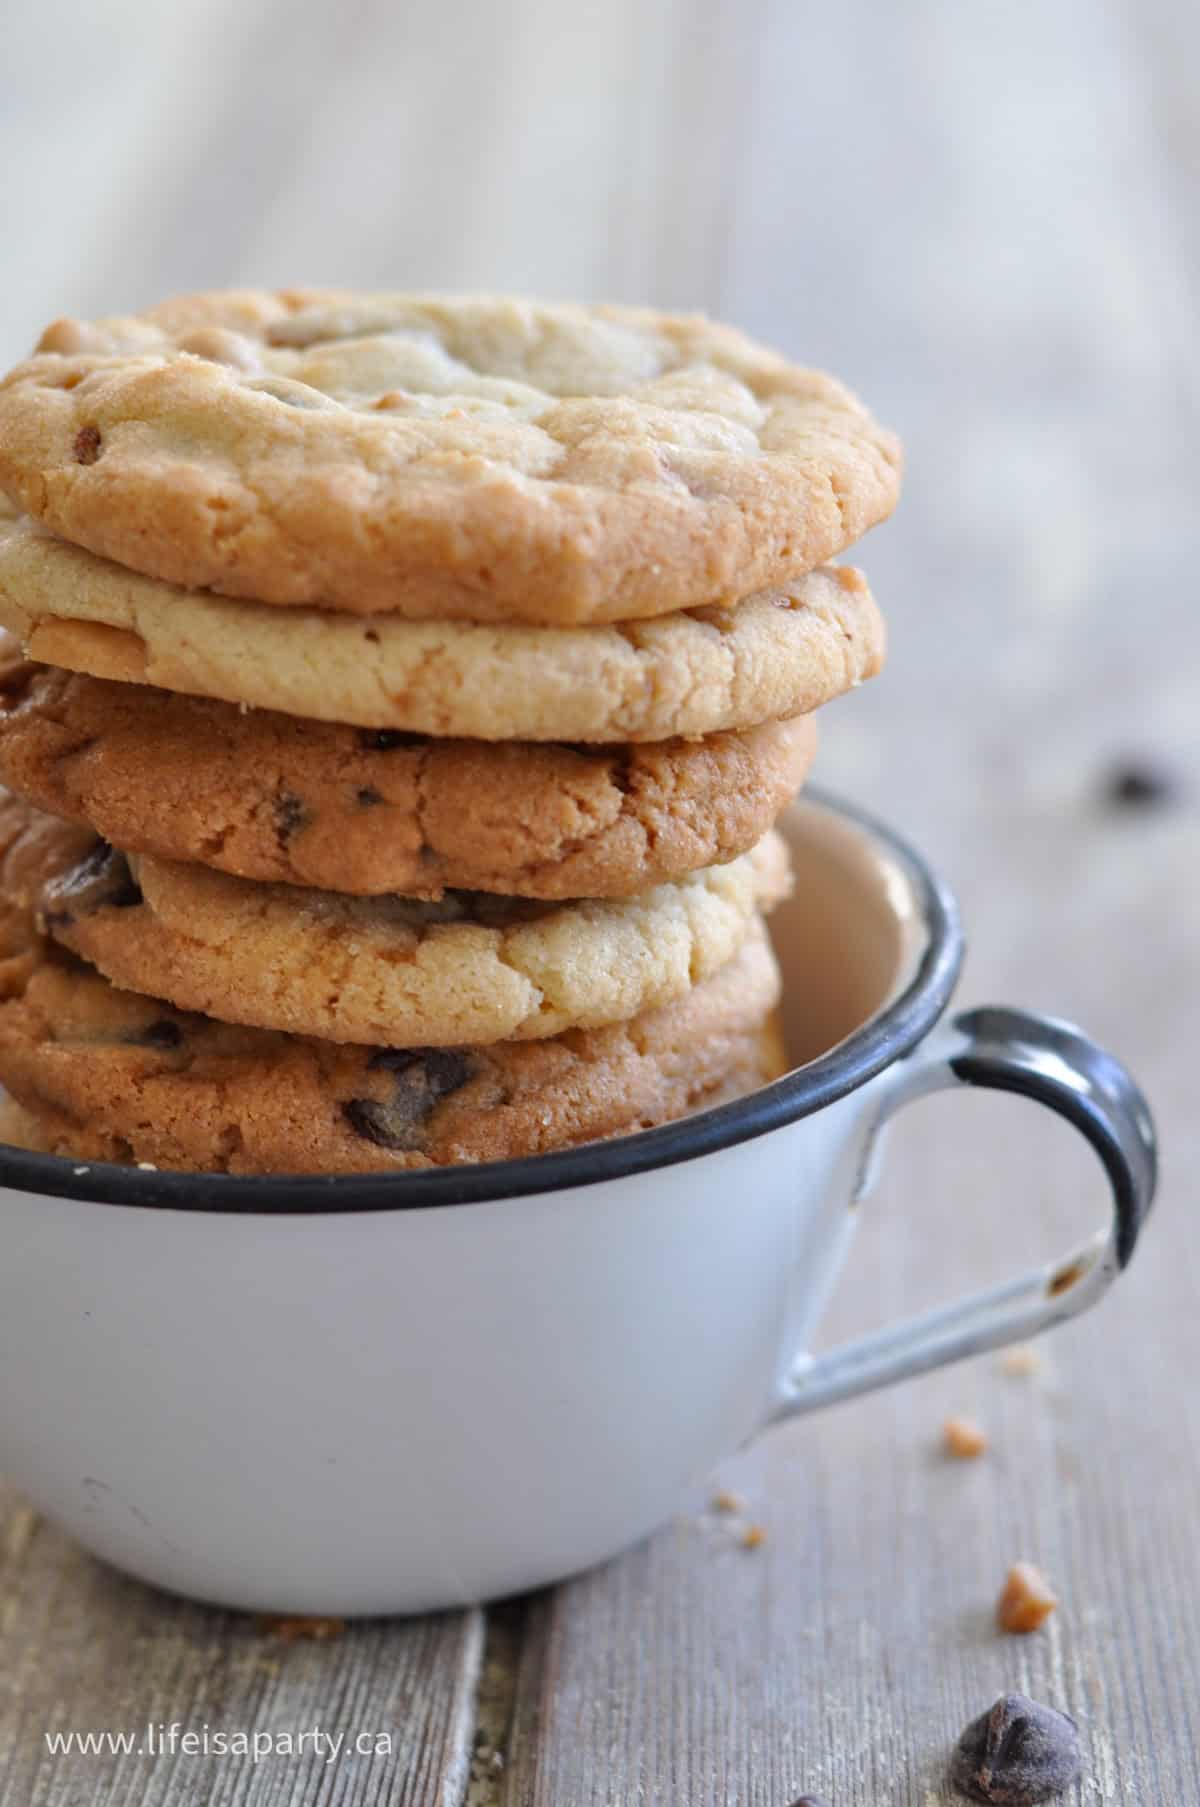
left=343, top=1048, right=476, bottom=1150
left=357, top=729, right=425, bottom=751
left=1103, top=758, right=1182, bottom=810
left=72, top=424, right=102, bottom=464
left=126, top=1019, right=183, bottom=1050
left=343, top=1098, right=410, bottom=1148
left=273, top=792, right=308, bottom=844
left=951, top=1694, right=1081, bottom=1804
left=356, top=786, right=384, bottom=807
left=788, top=1797, right=831, bottom=1807
left=43, top=843, right=142, bottom=927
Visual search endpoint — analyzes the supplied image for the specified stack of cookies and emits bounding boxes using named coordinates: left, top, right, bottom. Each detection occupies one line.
left=0, top=293, right=897, bottom=1174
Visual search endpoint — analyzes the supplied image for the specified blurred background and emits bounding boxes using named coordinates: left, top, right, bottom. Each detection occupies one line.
left=1, top=0, right=1195, bottom=1056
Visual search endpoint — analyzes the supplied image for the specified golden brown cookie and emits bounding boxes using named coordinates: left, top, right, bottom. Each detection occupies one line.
left=0, top=929, right=783, bottom=1173
left=0, top=291, right=901, bottom=624
left=0, top=1092, right=48, bottom=1150
left=0, top=642, right=816, bottom=898
left=0, top=507, right=884, bottom=741
left=0, top=796, right=94, bottom=1002
left=4, top=790, right=790, bottom=1045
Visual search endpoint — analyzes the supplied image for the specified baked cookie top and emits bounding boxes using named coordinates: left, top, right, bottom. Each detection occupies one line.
left=0, top=291, right=901, bottom=623
left=0, top=505, right=885, bottom=741
left=4, top=791, right=790, bottom=1045
left=0, top=924, right=783, bottom=1174
left=0, top=643, right=816, bottom=898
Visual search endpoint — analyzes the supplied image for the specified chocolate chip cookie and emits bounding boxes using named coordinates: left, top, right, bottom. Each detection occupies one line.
left=0, top=506, right=884, bottom=742
left=0, top=291, right=900, bottom=623
left=2, top=789, right=790, bottom=1045
left=0, top=640, right=816, bottom=897
left=0, top=926, right=785, bottom=1173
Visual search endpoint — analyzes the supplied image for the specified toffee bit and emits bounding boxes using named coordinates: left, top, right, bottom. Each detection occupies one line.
left=943, top=1415, right=989, bottom=1459
left=258, top=1614, right=345, bottom=1642
left=741, top=1524, right=766, bottom=1550
left=996, top=1561, right=1058, bottom=1634
left=711, top=1489, right=744, bottom=1514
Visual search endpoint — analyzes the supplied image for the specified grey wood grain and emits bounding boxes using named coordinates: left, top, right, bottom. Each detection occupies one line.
left=0, top=1491, right=483, bottom=1805
left=497, top=0, right=1200, bottom=1802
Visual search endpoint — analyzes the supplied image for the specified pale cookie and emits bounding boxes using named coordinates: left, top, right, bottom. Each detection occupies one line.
left=0, top=506, right=884, bottom=741
left=3, top=792, right=790, bottom=1044
left=0, top=290, right=901, bottom=624
left=0, top=641, right=816, bottom=898
left=0, top=931, right=784, bottom=1174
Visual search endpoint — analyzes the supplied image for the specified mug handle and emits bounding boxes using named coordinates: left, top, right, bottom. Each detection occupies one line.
left=769, top=1005, right=1158, bottom=1421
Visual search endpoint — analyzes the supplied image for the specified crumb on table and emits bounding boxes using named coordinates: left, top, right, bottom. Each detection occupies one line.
left=943, top=1414, right=989, bottom=1459
left=257, top=1614, right=346, bottom=1642
left=996, top=1561, right=1058, bottom=1634
left=1001, top=1345, right=1043, bottom=1377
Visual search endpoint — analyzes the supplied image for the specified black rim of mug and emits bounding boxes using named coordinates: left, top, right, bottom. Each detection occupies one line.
left=0, top=789, right=964, bottom=1213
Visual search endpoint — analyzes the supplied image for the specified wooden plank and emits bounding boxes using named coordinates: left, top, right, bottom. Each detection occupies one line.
left=0, top=1490, right=483, bottom=1805
left=1121, top=0, right=1200, bottom=301
left=230, top=0, right=755, bottom=309
left=503, top=1048, right=1200, bottom=1805
left=499, top=0, right=1200, bottom=1800
left=0, top=0, right=265, bottom=355
left=0, top=0, right=766, bottom=350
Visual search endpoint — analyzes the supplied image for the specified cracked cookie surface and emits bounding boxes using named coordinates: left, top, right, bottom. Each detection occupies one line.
left=0, top=504, right=884, bottom=741
left=0, top=928, right=785, bottom=1173
left=0, top=640, right=816, bottom=897
left=2, top=789, right=790, bottom=1044
left=0, top=290, right=900, bottom=624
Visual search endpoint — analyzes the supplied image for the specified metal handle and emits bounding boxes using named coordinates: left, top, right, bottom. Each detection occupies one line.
left=770, top=1005, right=1158, bottom=1421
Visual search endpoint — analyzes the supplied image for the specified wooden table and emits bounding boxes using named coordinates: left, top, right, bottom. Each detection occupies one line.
left=1, top=0, right=1197, bottom=1799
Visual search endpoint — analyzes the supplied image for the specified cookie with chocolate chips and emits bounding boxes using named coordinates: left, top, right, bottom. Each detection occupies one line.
left=9, top=785, right=790, bottom=1046
left=0, top=638, right=816, bottom=898
left=0, top=926, right=785, bottom=1173
left=0, top=290, right=900, bottom=624
left=0, top=501, right=885, bottom=744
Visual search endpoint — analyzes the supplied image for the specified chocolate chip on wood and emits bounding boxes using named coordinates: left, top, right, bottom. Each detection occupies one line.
left=951, top=1694, right=1081, bottom=1804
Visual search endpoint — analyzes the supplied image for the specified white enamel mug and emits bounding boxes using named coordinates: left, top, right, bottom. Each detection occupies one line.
left=0, top=794, right=1157, bottom=1616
